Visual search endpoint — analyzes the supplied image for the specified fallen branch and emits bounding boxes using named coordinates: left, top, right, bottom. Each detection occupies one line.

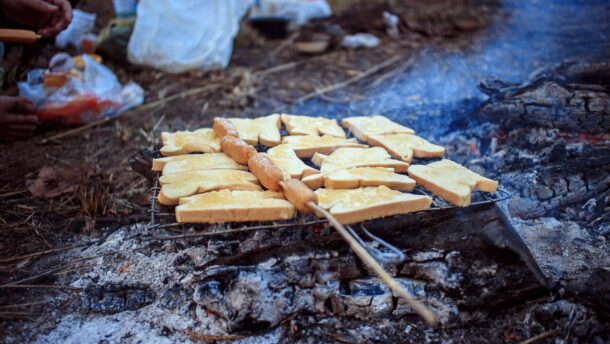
left=296, top=55, right=402, bottom=103
left=519, top=328, right=561, bottom=344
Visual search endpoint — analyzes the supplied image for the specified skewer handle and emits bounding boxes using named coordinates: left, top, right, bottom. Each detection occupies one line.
left=307, top=201, right=438, bottom=327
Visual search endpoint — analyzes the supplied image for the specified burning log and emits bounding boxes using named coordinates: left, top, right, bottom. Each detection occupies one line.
left=479, top=62, right=610, bottom=133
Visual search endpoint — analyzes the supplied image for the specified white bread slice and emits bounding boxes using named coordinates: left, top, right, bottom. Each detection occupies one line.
left=280, top=114, right=346, bottom=138
left=302, top=167, right=416, bottom=191
left=312, top=147, right=409, bottom=173
left=342, top=115, right=415, bottom=141
left=228, top=114, right=281, bottom=146
left=407, top=159, right=499, bottom=207
left=368, top=133, right=445, bottom=163
left=267, top=144, right=319, bottom=179
left=176, top=190, right=295, bottom=223
left=281, top=135, right=367, bottom=158
left=152, top=153, right=248, bottom=174
left=158, top=170, right=261, bottom=205
left=315, top=186, right=431, bottom=224
left=160, top=129, right=221, bottom=156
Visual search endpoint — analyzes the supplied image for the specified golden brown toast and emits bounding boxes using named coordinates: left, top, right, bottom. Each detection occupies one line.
left=280, top=114, right=346, bottom=137
left=302, top=167, right=416, bottom=191
left=407, top=159, right=498, bottom=207
left=315, top=186, right=432, bottom=224
left=176, top=190, right=295, bottom=223
left=152, top=153, right=248, bottom=174
left=368, top=133, right=445, bottom=163
left=228, top=114, right=282, bottom=146
left=267, top=144, right=319, bottom=179
left=281, top=135, right=367, bottom=158
left=158, top=170, right=261, bottom=205
left=341, top=115, right=415, bottom=142
left=312, top=147, right=409, bottom=173
left=160, top=129, right=221, bottom=156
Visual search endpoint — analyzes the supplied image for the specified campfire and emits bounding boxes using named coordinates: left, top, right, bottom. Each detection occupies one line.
left=1, top=0, right=608, bottom=343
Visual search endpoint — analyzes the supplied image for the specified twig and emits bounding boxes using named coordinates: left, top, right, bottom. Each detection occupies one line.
left=269, top=32, right=299, bottom=57
left=519, top=328, right=561, bottom=344
left=0, top=242, right=91, bottom=264
left=0, top=253, right=109, bottom=287
left=307, top=202, right=437, bottom=326
left=296, top=55, right=402, bottom=103
left=39, top=83, right=225, bottom=144
left=0, top=284, right=82, bottom=290
left=370, top=56, right=415, bottom=87
left=0, top=312, right=39, bottom=319
left=0, top=301, right=50, bottom=309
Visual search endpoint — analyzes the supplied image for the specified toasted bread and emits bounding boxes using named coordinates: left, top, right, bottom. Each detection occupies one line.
left=228, top=114, right=282, bottom=146
left=302, top=167, right=416, bottom=191
left=312, top=147, right=409, bottom=173
left=342, top=115, right=415, bottom=141
left=267, top=144, right=319, bottom=179
left=160, top=129, right=221, bottom=156
left=315, top=186, right=431, bottom=224
left=368, top=133, right=445, bottom=163
left=158, top=170, right=261, bottom=205
left=152, top=153, right=248, bottom=174
left=280, top=114, right=346, bottom=138
left=281, top=135, right=367, bottom=158
left=407, top=159, right=498, bottom=207
left=176, top=190, right=295, bottom=223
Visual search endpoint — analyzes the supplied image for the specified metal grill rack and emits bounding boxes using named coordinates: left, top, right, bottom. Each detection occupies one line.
left=147, top=171, right=511, bottom=263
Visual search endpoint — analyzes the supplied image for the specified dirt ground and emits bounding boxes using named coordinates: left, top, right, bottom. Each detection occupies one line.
left=0, top=0, right=608, bottom=342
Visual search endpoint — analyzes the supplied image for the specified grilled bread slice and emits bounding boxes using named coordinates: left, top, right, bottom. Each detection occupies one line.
left=158, top=170, right=261, bottom=205
left=281, top=135, right=367, bottom=158
left=152, top=153, right=248, bottom=174
left=228, top=114, right=282, bottom=146
left=160, top=128, right=221, bottom=156
left=312, top=147, right=409, bottom=173
left=267, top=144, right=319, bottom=179
left=368, top=133, right=445, bottom=163
left=302, top=167, right=416, bottom=191
left=176, top=190, right=295, bottom=223
left=407, top=159, right=498, bottom=207
left=342, top=115, right=415, bottom=142
left=315, top=186, right=431, bottom=224
left=280, top=114, right=346, bottom=138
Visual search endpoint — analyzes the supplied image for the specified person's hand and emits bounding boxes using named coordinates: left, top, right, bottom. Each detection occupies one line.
left=0, top=0, right=72, bottom=37
left=0, top=96, right=39, bottom=141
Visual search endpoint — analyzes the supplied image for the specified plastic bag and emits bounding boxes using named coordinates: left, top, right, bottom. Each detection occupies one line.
left=250, top=0, right=331, bottom=25
left=56, top=10, right=97, bottom=50
left=18, top=55, right=144, bottom=125
left=128, top=0, right=253, bottom=73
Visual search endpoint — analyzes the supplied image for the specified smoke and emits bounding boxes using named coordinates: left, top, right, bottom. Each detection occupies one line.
left=289, top=0, right=610, bottom=136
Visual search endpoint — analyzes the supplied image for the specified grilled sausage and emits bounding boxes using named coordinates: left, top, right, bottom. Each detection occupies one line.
left=248, top=153, right=285, bottom=191
left=213, top=117, right=239, bottom=138
left=280, top=179, right=317, bottom=213
left=220, top=136, right=256, bottom=164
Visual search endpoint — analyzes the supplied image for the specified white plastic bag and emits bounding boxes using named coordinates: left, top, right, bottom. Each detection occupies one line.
left=18, top=55, right=144, bottom=124
left=55, top=10, right=97, bottom=49
left=128, top=0, right=253, bottom=73
left=250, top=0, right=331, bottom=25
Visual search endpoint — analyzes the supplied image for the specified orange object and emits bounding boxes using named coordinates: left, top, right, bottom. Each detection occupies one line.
left=36, top=95, right=118, bottom=125
left=280, top=179, right=317, bottom=213
left=73, top=54, right=103, bottom=69
left=220, top=136, right=257, bottom=165
left=0, top=29, right=40, bottom=44
left=247, top=153, right=285, bottom=191
left=43, top=72, right=69, bottom=90
left=213, top=117, right=239, bottom=138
